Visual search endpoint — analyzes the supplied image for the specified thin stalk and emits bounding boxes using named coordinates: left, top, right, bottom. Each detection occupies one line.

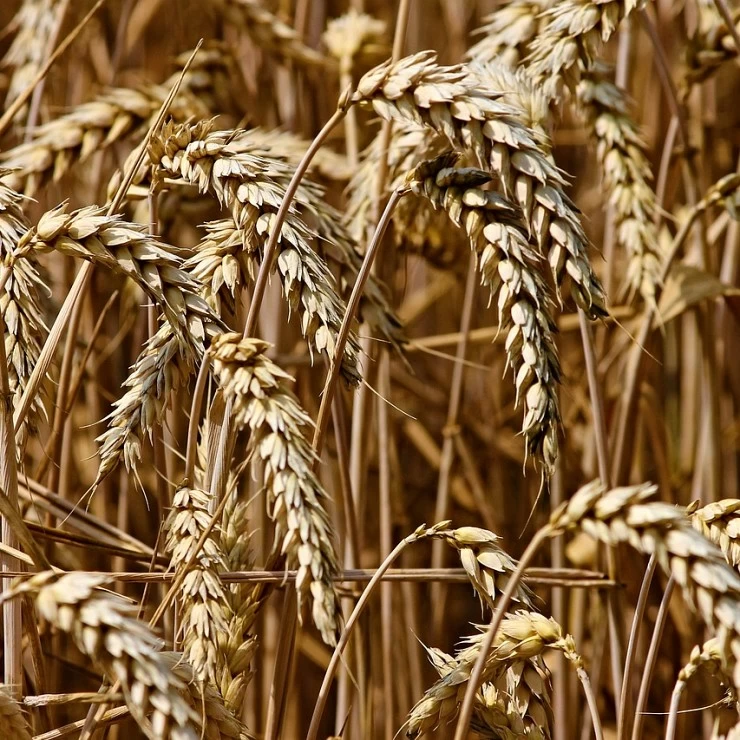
left=312, top=187, right=406, bottom=453
left=431, top=253, right=477, bottom=639
left=617, top=554, right=657, bottom=740
left=306, top=532, right=422, bottom=740
left=665, top=679, right=685, bottom=740
left=453, top=527, right=551, bottom=740
left=578, top=667, right=605, bottom=740
left=184, top=357, right=211, bottom=482
left=631, top=576, right=675, bottom=740
left=0, top=308, right=22, bottom=697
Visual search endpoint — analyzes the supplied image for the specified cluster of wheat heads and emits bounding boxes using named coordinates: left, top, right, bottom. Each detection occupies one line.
left=2, top=0, right=740, bottom=737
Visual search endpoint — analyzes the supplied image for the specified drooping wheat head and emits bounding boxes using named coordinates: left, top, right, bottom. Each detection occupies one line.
left=692, top=499, right=740, bottom=569
left=209, top=332, right=340, bottom=645
left=407, top=155, right=561, bottom=472
left=164, top=485, right=232, bottom=685
left=352, top=52, right=607, bottom=319
left=4, top=572, right=200, bottom=739
left=0, top=685, right=31, bottom=739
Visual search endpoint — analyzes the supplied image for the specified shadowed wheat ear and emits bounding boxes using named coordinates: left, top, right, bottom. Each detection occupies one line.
left=408, top=155, right=561, bottom=472
left=209, top=332, right=340, bottom=645
left=164, top=485, right=231, bottom=685
left=322, top=9, right=387, bottom=74
left=0, top=685, right=31, bottom=739
left=1, top=0, right=65, bottom=120
left=691, top=499, right=740, bottom=569
left=148, top=120, right=362, bottom=385
left=0, top=177, right=48, bottom=452
left=353, top=51, right=607, bottom=318
left=0, top=42, right=233, bottom=196
left=2, top=572, right=200, bottom=739
left=405, top=612, right=579, bottom=738
left=216, top=0, right=328, bottom=67
left=550, top=481, right=740, bottom=686
left=162, top=653, right=255, bottom=740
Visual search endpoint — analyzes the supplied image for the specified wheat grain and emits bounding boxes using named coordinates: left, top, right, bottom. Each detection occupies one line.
left=692, top=499, right=740, bottom=569
left=5, top=572, right=200, bottom=739
left=0, top=177, right=48, bottom=452
left=408, top=155, right=561, bottom=471
left=216, top=0, right=328, bottom=67
left=0, top=685, right=31, bottom=739
left=209, top=332, right=340, bottom=644
left=353, top=51, right=607, bottom=318
left=149, top=120, right=362, bottom=386
left=435, top=527, right=535, bottom=610
left=164, top=485, right=232, bottom=685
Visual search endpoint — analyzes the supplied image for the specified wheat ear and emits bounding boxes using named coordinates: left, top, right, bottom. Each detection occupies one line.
left=405, top=611, right=579, bottom=737
left=4, top=572, right=200, bottom=739
left=1, top=0, right=65, bottom=120
left=684, top=4, right=740, bottom=92
left=164, top=486, right=232, bottom=685
left=209, top=332, right=340, bottom=644
left=0, top=178, right=48, bottom=452
left=408, top=155, right=561, bottom=471
left=550, top=481, right=740, bottom=687
left=353, top=51, right=607, bottom=318
left=0, top=685, right=31, bottom=739
left=149, top=120, right=362, bottom=385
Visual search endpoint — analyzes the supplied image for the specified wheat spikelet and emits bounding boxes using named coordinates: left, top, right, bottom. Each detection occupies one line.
left=526, top=0, right=646, bottom=98
left=163, top=654, right=255, bottom=740
left=5, top=572, right=200, bottom=739
left=209, top=332, right=340, bottom=645
left=408, top=155, right=561, bottom=471
left=149, top=120, right=362, bottom=385
left=0, top=685, right=31, bottom=739
left=550, top=481, right=740, bottom=686
left=0, top=177, right=48, bottom=452
left=692, top=499, right=740, bottom=569
left=164, top=486, right=232, bottom=685
left=353, top=51, right=607, bottom=318
left=216, top=0, right=327, bottom=67
left=435, top=527, right=535, bottom=610
left=405, top=612, right=569, bottom=737
left=679, top=637, right=729, bottom=685
left=1, top=0, right=64, bottom=120
left=577, top=63, right=661, bottom=304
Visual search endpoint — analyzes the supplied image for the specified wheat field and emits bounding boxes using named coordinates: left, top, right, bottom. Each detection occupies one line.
left=0, top=0, right=740, bottom=738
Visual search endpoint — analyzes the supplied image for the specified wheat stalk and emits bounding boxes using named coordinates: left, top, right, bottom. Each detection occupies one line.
left=0, top=685, right=31, bottom=739
left=0, top=178, right=48, bottom=452
left=148, top=120, right=362, bottom=386
left=408, top=155, right=561, bottom=471
left=164, top=485, right=232, bottom=685
left=352, top=51, right=607, bottom=318
left=3, top=572, right=200, bottom=739
left=209, top=332, right=340, bottom=645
